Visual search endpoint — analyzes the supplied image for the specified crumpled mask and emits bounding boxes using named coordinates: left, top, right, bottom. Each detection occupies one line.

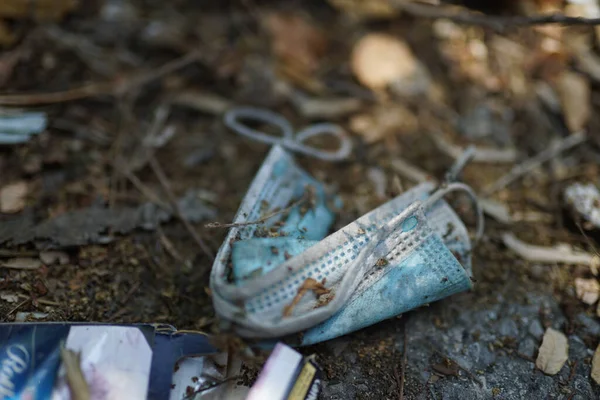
left=210, top=145, right=483, bottom=346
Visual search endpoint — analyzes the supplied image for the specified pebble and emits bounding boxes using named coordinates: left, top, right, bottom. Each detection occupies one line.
left=528, top=319, right=545, bottom=339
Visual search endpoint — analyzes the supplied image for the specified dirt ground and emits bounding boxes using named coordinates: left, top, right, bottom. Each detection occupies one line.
left=1, top=1, right=600, bottom=399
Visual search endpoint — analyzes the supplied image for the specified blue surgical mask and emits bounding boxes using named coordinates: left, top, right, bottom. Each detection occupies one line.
left=210, top=145, right=483, bottom=346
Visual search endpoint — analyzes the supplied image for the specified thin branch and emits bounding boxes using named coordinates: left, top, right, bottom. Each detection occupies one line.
left=148, top=155, right=215, bottom=261
left=204, top=194, right=308, bottom=229
left=283, top=278, right=330, bottom=318
left=123, top=170, right=170, bottom=211
left=7, top=298, right=30, bottom=317
left=117, top=51, right=201, bottom=96
left=395, top=1, right=600, bottom=31
left=0, top=52, right=201, bottom=106
left=60, top=346, right=91, bottom=400
left=482, top=131, right=587, bottom=197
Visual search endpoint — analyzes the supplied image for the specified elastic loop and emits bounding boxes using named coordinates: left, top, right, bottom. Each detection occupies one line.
left=224, top=106, right=293, bottom=145
left=423, top=182, right=484, bottom=243
left=224, top=106, right=352, bottom=162
left=292, top=123, right=353, bottom=161
left=445, top=145, right=475, bottom=183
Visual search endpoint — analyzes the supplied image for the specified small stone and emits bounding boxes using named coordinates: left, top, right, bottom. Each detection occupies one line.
left=577, top=313, right=600, bottom=337
left=0, top=181, right=29, bottom=213
left=568, top=335, right=591, bottom=360
left=518, top=337, right=537, bottom=358
left=528, top=319, right=545, bottom=339
left=498, top=318, right=519, bottom=338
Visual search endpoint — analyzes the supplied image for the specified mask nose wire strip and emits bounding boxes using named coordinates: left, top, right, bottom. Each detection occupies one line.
left=422, top=182, right=484, bottom=243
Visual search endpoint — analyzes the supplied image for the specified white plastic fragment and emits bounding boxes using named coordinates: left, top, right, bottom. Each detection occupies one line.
left=564, top=182, right=600, bottom=228
left=15, top=311, right=49, bottom=322
left=0, top=108, right=47, bottom=144
left=536, top=328, right=569, bottom=375
left=0, top=293, right=19, bottom=303
left=574, top=277, right=600, bottom=305
left=502, top=233, right=594, bottom=265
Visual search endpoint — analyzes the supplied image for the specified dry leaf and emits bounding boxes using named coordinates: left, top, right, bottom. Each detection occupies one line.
left=1, top=257, right=42, bottom=270
left=536, top=328, right=569, bottom=375
left=574, top=277, right=600, bottom=305
left=0, top=181, right=28, bottom=213
left=592, top=344, right=600, bottom=385
left=61, top=347, right=90, bottom=400
left=555, top=70, right=590, bottom=132
left=264, top=12, right=327, bottom=75
left=283, top=278, right=330, bottom=317
left=351, top=33, right=417, bottom=90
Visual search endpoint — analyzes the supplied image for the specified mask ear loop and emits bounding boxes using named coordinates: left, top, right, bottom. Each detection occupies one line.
left=445, top=145, right=475, bottom=183
left=422, top=182, right=484, bottom=243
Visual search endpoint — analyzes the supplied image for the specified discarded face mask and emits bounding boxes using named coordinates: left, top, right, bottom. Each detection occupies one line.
left=0, top=108, right=47, bottom=145
left=210, top=145, right=483, bottom=346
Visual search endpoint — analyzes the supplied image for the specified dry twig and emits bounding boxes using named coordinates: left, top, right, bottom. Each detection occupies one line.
left=0, top=51, right=201, bottom=105
left=60, top=346, right=90, bottom=400
left=283, top=278, right=330, bottom=317
left=483, top=132, right=587, bottom=196
left=205, top=194, right=308, bottom=229
left=395, top=1, right=600, bottom=31
left=148, top=155, right=215, bottom=261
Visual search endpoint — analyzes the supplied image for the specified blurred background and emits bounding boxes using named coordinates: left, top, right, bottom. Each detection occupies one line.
left=1, top=1, right=600, bottom=398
